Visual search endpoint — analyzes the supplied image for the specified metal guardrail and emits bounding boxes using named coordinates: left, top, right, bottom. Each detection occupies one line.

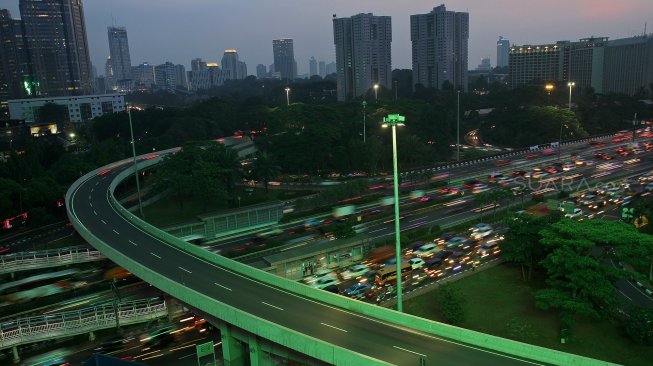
left=0, top=246, right=105, bottom=275
left=0, top=298, right=167, bottom=349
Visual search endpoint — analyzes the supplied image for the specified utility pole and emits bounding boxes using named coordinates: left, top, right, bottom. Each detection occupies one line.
left=128, top=104, right=144, bottom=218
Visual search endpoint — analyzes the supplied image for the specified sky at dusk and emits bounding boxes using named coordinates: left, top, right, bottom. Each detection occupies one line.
left=3, top=0, right=652, bottom=76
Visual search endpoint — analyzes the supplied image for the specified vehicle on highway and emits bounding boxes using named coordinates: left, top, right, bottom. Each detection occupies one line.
left=375, top=262, right=412, bottom=286
left=531, top=171, right=548, bottom=179
left=588, top=140, right=605, bottom=147
left=645, top=182, right=653, bottom=192
left=414, top=243, right=441, bottom=258
left=562, top=163, right=575, bottom=171
left=564, top=208, right=584, bottom=219
left=471, top=226, right=494, bottom=240
left=255, top=228, right=283, bottom=239
left=322, top=284, right=340, bottom=294
left=524, top=153, right=538, bottom=159
left=472, top=184, right=490, bottom=194
left=425, top=257, right=444, bottom=270
left=95, top=336, right=130, bottom=353
left=594, top=152, right=613, bottom=160
left=405, top=241, right=426, bottom=254
left=344, top=282, right=372, bottom=298
left=341, top=264, right=370, bottom=280
left=542, top=148, right=555, bottom=155
left=463, top=179, right=481, bottom=189
left=311, top=276, right=340, bottom=289
left=478, top=240, right=500, bottom=257
left=407, top=257, right=425, bottom=270
left=445, top=236, right=468, bottom=249
left=495, top=160, right=512, bottom=167
left=496, top=177, right=514, bottom=186
left=470, top=223, right=492, bottom=232
left=588, top=199, right=608, bottom=210
left=303, top=269, right=336, bottom=284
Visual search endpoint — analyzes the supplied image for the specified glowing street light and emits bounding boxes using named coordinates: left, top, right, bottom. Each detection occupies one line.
left=127, top=103, right=144, bottom=218
left=381, top=113, right=405, bottom=312
left=374, top=84, right=379, bottom=101
left=284, top=87, right=290, bottom=106
left=567, top=81, right=575, bottom=110
left=545, top=83, right=555, bottom=95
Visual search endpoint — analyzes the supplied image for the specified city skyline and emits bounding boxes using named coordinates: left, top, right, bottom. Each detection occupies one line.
left=4, top=0, right=651, bottom=76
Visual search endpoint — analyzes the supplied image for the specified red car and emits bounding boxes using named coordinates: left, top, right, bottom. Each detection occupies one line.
left=495, top=160, right=512, bottom=167
left=589, top=141, right=606, bottom=148
left=524, top=153, right=538, bottom=159
left=542, top=148, right=555, bottom=156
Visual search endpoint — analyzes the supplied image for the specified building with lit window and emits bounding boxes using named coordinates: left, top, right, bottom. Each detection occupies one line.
left=272, top=39, right=296, bottom=81
left=496, top=36, right=510, bottom=68
left=107, top=26, right=132, bottom=92
left=8, top=94, right=125, bottom=123
left=221, top=49, right=247, bottom=80
left=333, top=13, right=392, bottom=101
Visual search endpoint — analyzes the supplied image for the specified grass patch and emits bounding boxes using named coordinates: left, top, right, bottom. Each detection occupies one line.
left=404, top=264, right=653, bottom=366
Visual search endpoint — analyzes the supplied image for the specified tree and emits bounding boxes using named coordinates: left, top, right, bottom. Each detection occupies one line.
left=501, top=214, right=550, bottom=281
left=252, top=152, right=281, bottom=192
left=436, top=283, right=466, bottom=325
left=624, top=306, right=653, bottom=345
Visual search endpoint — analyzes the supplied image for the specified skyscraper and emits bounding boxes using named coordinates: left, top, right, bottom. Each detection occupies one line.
left=131, top=62, right=155, bottom=90
left=603, top=35, right=653, bottom=96
left=155, top=62, right=176, bottom=90
left=191, top=58, right=207, bottom=72
left=175, top=64, right=188, bottom=90
left=318, top=61, right=326, bottom=78
left=272, top=39, right=296, bottom=80
left=496, top=36, right=510, bottom=68
left=19, top=0, right=93, bottom=96
left=256, top=64, right=267, bottom=79
left=309, top=56, right=318, bottom=77
left=0, top=9, right=31, bottom=100
left=333, top=13, right=392, bottom=101
left=107, top=26, right=132, bottom=91
left=104, top=57, right=113, bottom=92
left=411, top=5, right=469, bottom=91
left=221, top=49, right=247, bottom=80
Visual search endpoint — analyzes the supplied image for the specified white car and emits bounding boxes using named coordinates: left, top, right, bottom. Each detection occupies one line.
left=470, top=223, right=492, bottom=232
left=407, top=258, right=425, bottom=270
left=564, top=208, right=583, bottom=219
left=471, top=227, right=494, bottom=240
left=446, top=236, right=468, bottom=249
left=341, top=264, right=370, bottom=280
left=414, top=243, right=440, bottom=258
left=311, top=276, right=339, bottom=289
left=303, top=269, right=336, bottom=284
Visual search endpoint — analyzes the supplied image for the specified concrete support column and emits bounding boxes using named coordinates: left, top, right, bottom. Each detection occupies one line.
left=89, top=331, right=96, bottom=341
left=12, top=346, right=19, bottom=364
left=220, top=323, right=245, bottom=366
left=248, top=334, right=272, bottom=366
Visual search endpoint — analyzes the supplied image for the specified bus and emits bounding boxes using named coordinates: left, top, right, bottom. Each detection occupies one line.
left=375, top=262, right=412, bottom=286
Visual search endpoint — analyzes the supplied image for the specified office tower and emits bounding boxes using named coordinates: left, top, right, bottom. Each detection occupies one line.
left=191, top=58, right=207, bottom=72
left=0, top=9, right=32, bottom=100
left=333, top=13, right=392, bottom=101
left=256, top=64, right=267, bottom=78
left=497, top=36, right=510, bottom=68
left=325, top=62, right=336, bottom=75
left=107, top=26, right=132, bottom=91
left=411, top=5, right=469, bottom=91
left=477, top=57, right=491, bottom=71
left=131, top=62, right=155, bottom=90
left=309, top=57, right=318, bottom=77
left=175, top=64, right=188, bottom=89
left=189, top=63, right=227, bottom=91
left=319, top=61, right=326, bottom=78
left=155, top=62, right=176, bottom=90
left=221, top=49, right=247, bottom=80
left=603, top=35, right=653, bottom=96
left=19, top=0, right=93, bottom=96
left=509, top=37, right=608, bottom=91
left=272, top=39, right=296, bottom=80
left=104, top=57, right=114, bottom=91
left=95, top=76, right=106, bottom=94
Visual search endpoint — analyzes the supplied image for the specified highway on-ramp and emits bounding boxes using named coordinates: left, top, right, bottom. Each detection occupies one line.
left=69, top=161, right=552, bottom=365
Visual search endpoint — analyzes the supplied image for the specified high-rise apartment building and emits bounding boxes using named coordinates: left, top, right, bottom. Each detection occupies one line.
left=256, top=64, right=267, bottom=79
left=221, top=49, right=247, bottom=80
left=175, top=64, right=188, bottom=90
left=309, top=57, right=318, bottom=77
left=497, top=36, right=510, bottom=68
left=603, top=35, right=653, bottom=96
left=19, top=0, right=93, bottom=96
left=411, top=5, right=469, bottom=91
left=104, top=57, right=113, bottom=92
left=107, top=26, right=132, bottom=91
left=154, top=62, right=176, bottom=90
left=191, top=58, right=207, bottom=72
left=272, top=39, right=296, bottom=80
left=0, top=9, right=31, bottom=100
left=333, top=13, right=392, bottom=101
left=131, top=62, right=155, bottom=90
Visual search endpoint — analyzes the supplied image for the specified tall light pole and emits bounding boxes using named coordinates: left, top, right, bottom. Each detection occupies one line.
left=374, top=84, right=379, bottom=102
left=284, top=87, right=290, bottom=106
left=567, top=81, right=575, bottom=109
left=362, top=101, right=367, bottom=143
left=456, top=90, right=461, bottom=161
left=382, top=113, right=405, bottom=312
left=127, top=104, right=144, bottom=218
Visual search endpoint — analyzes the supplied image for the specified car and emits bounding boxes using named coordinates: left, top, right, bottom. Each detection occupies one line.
left=495, top=160, right=512, bottom=167
left=418, top=195, right=432, bottom=202
left=414, top=243, right=441, bottom=258
left=440, top=232, right=457, bottom=241
left=588, top=199, right=607, bottom=210
left=496, top=177, right=514, bottom=186
left=322, top=285, right=340, bottom=294
left=544, top=166, right=558, bottom=174
left=472, top=184, right=490, bottom=194
left=645, top=182, right=653, bottom=192
left=425, top=257, right=444, bottom=270
left=470, top=223, right=492, bottom=232
left=564, top=208, right=583, bottom=219
left=524, top=153, right=539, bottom=159
left=341, top=264, right=370, bottom=280
left=578, top=194, right=597, bottom=205
left=542, top=148, right=555, bottom=155
left=562, top=163, right=575, bottom=171
left=445, top=236, right=468, bottom=249
left=512, top=170, right=526, bottom=176
left=95, top=336, right=128, bottom=353
left=405, top=241, right=426, bottom=254
left=407, top=257, right=425, bottom=269
left=531, top=171, right=548, bottom=179
left=344, top=282, right=372, bottom=297
left=488, top=173, right=504, bottom=182
left=311, top=275, right=340, bottom=289
left=478, top=240, right=500, bottom=257
left=471, top=227, right=494, bottom=240
left=304, top=269, right=336, bottom=284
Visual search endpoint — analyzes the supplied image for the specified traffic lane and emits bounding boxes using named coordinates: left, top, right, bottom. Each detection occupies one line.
left=75, top=173, right=542, bottom=365
left=614, top=278, right=653, bottom=309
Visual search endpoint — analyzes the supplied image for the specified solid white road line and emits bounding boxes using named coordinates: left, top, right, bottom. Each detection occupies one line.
left=214, top=282, right=232, bottom=291
left=261, top=302, right=284, bottom=311
left=112, top=229, right=120, bottom=235
left=129, top=240, right=138, bottom=246
left=368, top=228, right=385, bottom=234
left=320, top=322, right=347, bottom=333
left=179, top=266, right=192, bottom=274
left=150, top=252, right=161, bottom=259
left=393, top=345, right=426, bottom=358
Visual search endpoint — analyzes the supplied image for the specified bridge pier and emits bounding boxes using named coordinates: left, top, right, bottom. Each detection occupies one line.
left=220, top=322, right=245, bottom=366
left=89, top=330, right=96, bottom=341
left=248, top=334, right=273, bottom=366
left=12, top=346, right=19, bottom=364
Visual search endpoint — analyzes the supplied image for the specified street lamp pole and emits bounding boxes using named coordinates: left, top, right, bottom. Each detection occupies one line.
left=362, top=101, right=367, bottom=143
left=382, top=113, right=406, bottom=312
left=456, top=90, right=461, bottom=161
left=567, top=81, right=575, bottom=110
left=127, top=104, right=144, bottom=218
left=374, top=84, right=379, bottom=102
left=284, top=87, right=290, bottom=106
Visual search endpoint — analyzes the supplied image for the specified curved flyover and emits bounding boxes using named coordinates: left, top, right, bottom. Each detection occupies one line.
left=66, top=151, right=615, bottom=366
